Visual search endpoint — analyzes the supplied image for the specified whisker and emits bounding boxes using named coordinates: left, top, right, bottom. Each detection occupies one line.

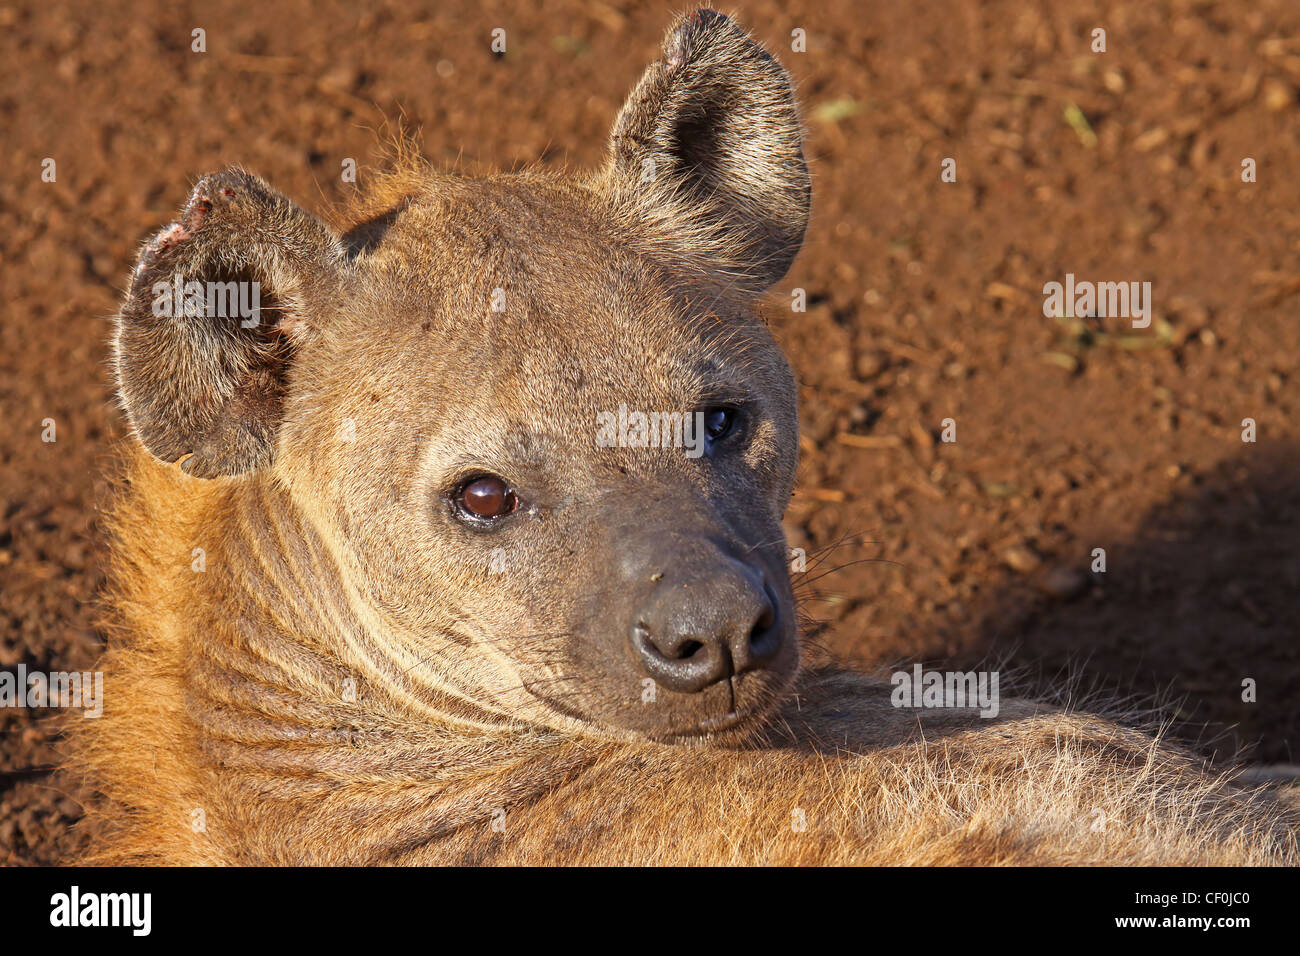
left=795, top=556, right=903, bottom=590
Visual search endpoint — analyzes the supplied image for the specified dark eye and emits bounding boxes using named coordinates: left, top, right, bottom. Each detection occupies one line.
left=703, top=407, right=736, bottom=442
left=455, top=474, right=519, bottom=521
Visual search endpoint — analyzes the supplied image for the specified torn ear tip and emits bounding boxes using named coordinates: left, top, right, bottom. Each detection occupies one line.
left=191, top=168, right=259, bottom=207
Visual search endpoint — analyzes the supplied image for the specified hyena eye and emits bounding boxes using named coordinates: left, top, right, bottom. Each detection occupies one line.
left=455, top=474, right=519, bottom=522
left=703, top=407, right=736, bottom=442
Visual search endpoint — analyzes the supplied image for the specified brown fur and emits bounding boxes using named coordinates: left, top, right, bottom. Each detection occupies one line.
left=71, top=10, right=1297, bottom=866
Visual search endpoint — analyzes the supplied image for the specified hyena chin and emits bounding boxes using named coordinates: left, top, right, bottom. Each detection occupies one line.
left=75, top=10, right=1296, bottom=865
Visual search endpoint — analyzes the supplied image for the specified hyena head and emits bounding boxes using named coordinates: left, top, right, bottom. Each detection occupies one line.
left=114, top=10, right=811, bottom=742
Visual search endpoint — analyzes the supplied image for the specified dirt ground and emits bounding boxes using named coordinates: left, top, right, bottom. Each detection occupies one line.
left=2, top=0, right=1298, bottom=865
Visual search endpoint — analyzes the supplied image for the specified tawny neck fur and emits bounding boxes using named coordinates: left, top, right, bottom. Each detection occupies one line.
left=70, top=451, right=1299, bottom=865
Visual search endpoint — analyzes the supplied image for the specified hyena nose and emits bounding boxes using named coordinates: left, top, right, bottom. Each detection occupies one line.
left=631, top=562, right=782, bottom=694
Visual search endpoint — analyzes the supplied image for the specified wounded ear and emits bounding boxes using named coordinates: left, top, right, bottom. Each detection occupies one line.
left=115, top=169, right=344, bottom=478
left=604, top=9, right=810, bottom=292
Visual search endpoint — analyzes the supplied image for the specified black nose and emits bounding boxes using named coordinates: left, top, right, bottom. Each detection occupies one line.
left=631, top=561, right=783, bottom=694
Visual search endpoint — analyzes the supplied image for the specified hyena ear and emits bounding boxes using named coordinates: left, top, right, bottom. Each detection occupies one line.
left=603, top=9, right=810, bottom=292
left=114, top=169, right=344, bottom=478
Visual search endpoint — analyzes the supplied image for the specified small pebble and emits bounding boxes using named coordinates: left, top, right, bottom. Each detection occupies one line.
left=1001, top=544, right=1041, bottom=574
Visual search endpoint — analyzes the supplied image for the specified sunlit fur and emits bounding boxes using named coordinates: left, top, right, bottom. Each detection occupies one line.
left=69, top=10, right=1298, bottom=865
left=72, top=463, right=1298, bottom=864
